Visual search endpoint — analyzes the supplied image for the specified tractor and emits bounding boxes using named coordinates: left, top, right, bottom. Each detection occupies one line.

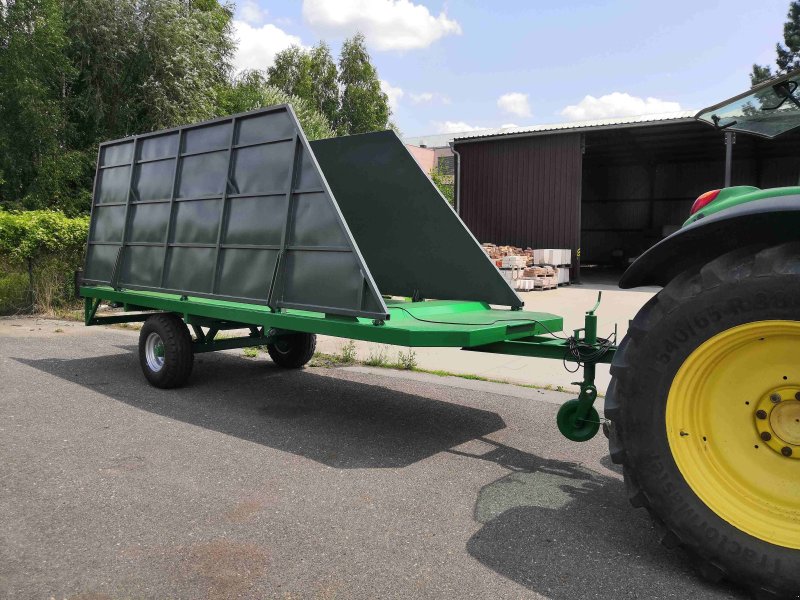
left=608, top=70, right=800, bottom=598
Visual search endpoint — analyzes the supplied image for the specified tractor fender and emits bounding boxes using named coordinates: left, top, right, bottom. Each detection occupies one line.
left=619, top=194, right=800, bottom=289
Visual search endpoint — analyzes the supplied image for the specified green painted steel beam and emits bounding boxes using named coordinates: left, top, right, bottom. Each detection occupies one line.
left=192, top=335, right=271, bottom=354
left=464, top=337, right=616, bottom=363
left=80, top=286, right=563, bottom=348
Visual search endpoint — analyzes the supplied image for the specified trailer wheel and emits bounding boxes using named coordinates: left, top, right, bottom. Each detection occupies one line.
left=606, top=243, right=800, bottom=598
left=138, top=314, right=194, bottom=388
left=267, top=332, right=316, bottom=368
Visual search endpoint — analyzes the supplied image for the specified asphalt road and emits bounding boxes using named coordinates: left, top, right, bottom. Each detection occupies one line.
left=0, top=318, right=747, bottom=600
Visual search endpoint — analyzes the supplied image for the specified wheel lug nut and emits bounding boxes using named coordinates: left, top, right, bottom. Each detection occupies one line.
left=756, top=410, right=768, bottom=420
left=770, top=393, right=782, bottom=403
left=760, top=431, right=772, bottom=441
left=782, top=446, right=793, bottom=457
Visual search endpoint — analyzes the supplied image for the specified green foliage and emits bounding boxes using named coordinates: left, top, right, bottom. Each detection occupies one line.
left=751, top=1, right=800, bottom=85
left=750, top=64, right=774, bottom=87
left=338, top=340, right=358, bottom=364
left=364, top=345, right=389, bottom=367
left=0, top=0, right=76, bottom=211
left=338, top=34, right=391, bottom=134
left=267, top=42, right=340, bottom=128
left=396, top=349, right=417, bottom=370
left=0, top=210, right=88, bottom=262
left=308, top=42, right=340, bottom=127
left=431, top=167, right=455, bottom=207
left=267, top=34, right=390, bottom=136
left=218, top=70, right=335, bottom=140
left=0, top=210, right=89, bottom=312
left=0, top=0, right=235, bottom=213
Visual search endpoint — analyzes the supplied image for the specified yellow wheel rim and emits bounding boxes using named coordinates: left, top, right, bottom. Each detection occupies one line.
left=667, top=320, right=800, bottom=549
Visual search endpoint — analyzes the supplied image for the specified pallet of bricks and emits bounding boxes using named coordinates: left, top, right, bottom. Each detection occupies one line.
left=480, top=244, right=558, bottom=291
left=531, top=248, right=571, bottom=286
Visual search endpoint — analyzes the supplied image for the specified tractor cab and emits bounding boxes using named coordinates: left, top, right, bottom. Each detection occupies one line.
left=696, top=68, right=800, bottom=139
left=676, top=70, right=800, bottom=226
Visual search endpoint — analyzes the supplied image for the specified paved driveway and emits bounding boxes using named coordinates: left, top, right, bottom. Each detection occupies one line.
left=0, top=318, right=744, bottom=599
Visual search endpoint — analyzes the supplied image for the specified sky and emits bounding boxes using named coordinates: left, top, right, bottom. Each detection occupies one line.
left=230, top=0, right=790, bottom=137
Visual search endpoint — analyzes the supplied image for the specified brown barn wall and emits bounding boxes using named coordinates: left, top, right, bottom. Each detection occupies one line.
left=456, top=134, right=582, bottom=263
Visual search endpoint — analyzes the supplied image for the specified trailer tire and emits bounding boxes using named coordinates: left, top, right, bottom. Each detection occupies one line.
left=138, top=314, right=194, bottom=388
left=267, top=332, right=316, bottom=369
left=606, top=242, right=800, bottom=599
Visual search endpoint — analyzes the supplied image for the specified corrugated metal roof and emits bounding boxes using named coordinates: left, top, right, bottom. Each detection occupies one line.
left=402, top=111, right=696, bottom=148
left=404, top=129, right=513, bottom=149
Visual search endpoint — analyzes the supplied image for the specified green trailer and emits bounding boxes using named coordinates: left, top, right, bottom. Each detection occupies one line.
left=79, top=73, right=800, bottom=598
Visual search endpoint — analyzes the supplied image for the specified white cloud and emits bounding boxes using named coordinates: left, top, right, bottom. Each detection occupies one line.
left=497, top=92, right=532, bottom=118
left=232, top=20, right=305, bottom=73
left=302, top=0, right=462, bottom=51
left=239, top=0, right=268, bottom=25
left=560, top=92, right=682, bottom=121
left=500, top=123, right=519, bottom=128
left=433, top=121, right=485, bottom=134
left=410, top=92, right=434, bottom=103
left=380, top=80, right=404, bottom=111
left=409, top=91, right=450, bottom=105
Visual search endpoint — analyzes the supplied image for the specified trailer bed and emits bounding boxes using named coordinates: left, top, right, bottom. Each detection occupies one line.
left=81, top=286, right=562, bottom=348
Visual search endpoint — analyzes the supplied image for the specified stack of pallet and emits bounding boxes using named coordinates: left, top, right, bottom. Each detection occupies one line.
left=530, top=248, right=571, bottom=286
left=499, top=267, right=558, bottom=291
left=482, top=242, right=568, bottom=291
left=481, top=243, right=534, bottom=263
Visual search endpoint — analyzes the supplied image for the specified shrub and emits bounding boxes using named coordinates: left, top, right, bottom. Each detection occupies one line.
left=396, top=349, right=418, bottom=370
left=338, top=340, right=357, bottom=364
left=364, top=345, right=388, bottom=367
left=0, top=210, right=89, bottom=313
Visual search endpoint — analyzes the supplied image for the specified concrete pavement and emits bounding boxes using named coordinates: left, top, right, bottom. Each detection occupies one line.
left=316, top=285, right=656, bottom=393
left=0, top=317, right=745, bottom=600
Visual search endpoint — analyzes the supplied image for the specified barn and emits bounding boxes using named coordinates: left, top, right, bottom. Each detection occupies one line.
left=445, top=113, right=800, bottom=282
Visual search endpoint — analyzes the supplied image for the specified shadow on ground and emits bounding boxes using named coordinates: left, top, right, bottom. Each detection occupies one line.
left=459, top=439, right=746, bottom=600
left=15, top=348, right=506, bottom=469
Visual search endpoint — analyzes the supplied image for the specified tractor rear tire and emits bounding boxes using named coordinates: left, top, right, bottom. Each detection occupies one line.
left=606, top=242, right=800, bottom=599
left=267, top=332, right=316, bottom=368
left=138, top=314, right=194, bottom=388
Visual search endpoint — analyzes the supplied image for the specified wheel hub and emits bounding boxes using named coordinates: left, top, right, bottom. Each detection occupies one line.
left=145, top=332, right=166, bottom=372
left=754, top=388, right=800, bottom=459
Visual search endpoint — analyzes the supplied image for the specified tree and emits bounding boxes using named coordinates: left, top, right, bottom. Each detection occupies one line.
left=267, top=46, right=313, bottom=98
left=751, top=1, right=800, bottom=85
left=218, top=70, right=334, bottom=140
left=0, top=0, right=236, bottom=213
left=307, top=42, right=340, bottom=127
left=338, top=33, right=391, bottom=134
left=64, top=0, right=234, bottom=142
left=267, top=41, right=340, bottom=127
left=750, top=64, right=774, bottom=87
left=0, top=0, right=79, bottom=210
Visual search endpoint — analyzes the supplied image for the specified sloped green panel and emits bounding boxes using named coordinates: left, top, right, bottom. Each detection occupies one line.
left=310, top=131, right=523, bottom=308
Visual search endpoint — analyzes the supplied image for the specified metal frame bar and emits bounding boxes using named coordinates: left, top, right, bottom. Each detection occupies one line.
left=267, top=133, right=301, bottom=310
left=210, top=118, right=238, bottom=294
left=109, top=135, right=140, bottom=289
left=160, top=129, right=184, bottom=288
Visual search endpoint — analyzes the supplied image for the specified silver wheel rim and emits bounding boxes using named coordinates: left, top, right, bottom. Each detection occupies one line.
left=145, top=332, right=166, bottom=372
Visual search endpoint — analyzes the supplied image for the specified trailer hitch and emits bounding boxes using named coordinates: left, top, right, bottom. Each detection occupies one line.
left=556, top=292, right=615, bottom=442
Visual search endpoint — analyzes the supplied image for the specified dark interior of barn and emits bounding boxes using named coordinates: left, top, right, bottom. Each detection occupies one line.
left=580, top=121, right=800, bottom=271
